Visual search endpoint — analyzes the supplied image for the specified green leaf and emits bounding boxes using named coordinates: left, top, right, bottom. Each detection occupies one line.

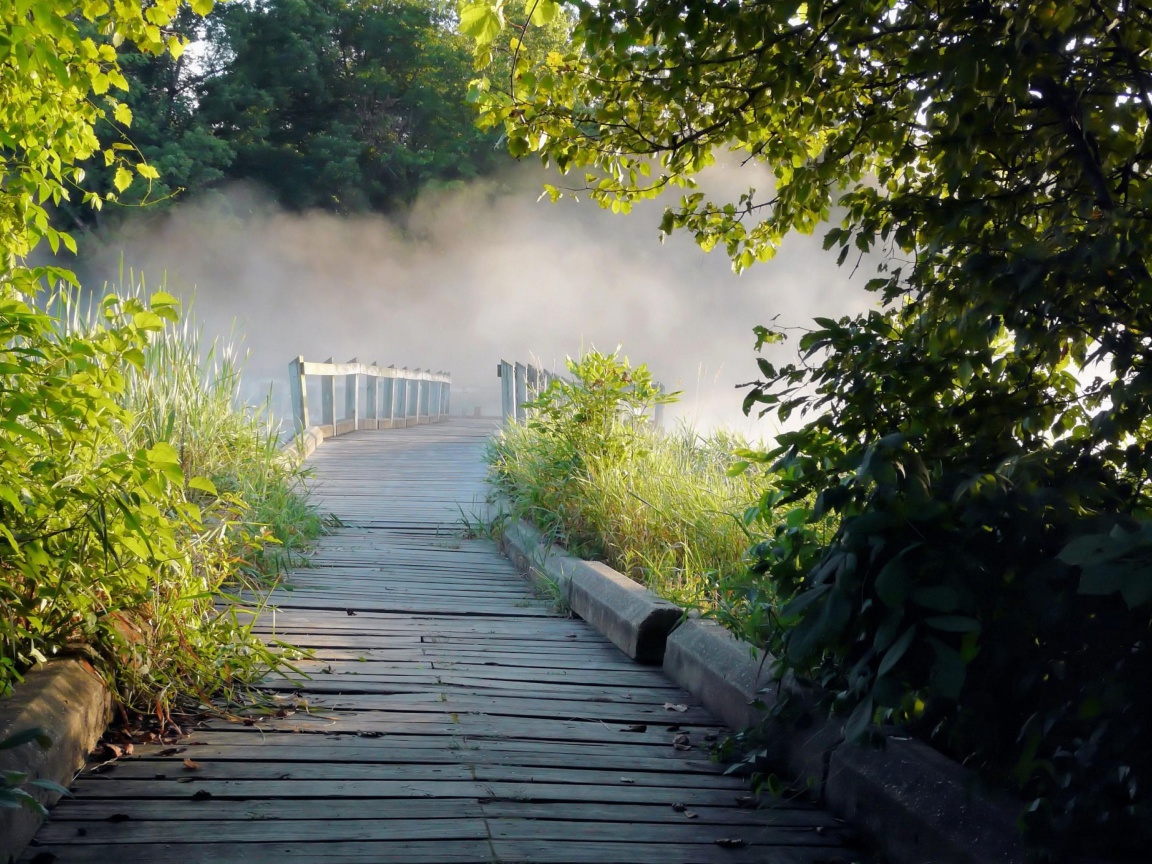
left=526, top=0, right=559, bottom=26
left=188, top=476, right=218, bottom=496
left=459, top=1, right=504, bottom=45
left=911, top=585, right=959, bottom=612
left=0, top=729, right=51, bottom=751
left=877, top=625, right=915, bottom=677
left=925, top=616, right=981, bottom=633
left=112, top=165, right=133, bottom=192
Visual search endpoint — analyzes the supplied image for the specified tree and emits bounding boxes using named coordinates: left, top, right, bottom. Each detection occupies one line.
left=462, top=0, right=1152, bottom=855
left=0, top=0, right=210, bottom=282
left=197, top=0, right=500, bottom=212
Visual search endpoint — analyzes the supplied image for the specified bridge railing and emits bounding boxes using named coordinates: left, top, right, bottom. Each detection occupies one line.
left=289, top=356, right=451, bottom=436
left=497, top=359, right=665, bottom=427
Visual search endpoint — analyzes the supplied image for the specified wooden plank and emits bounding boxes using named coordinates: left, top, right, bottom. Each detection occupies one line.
left=28, top=418, right=850, bottom=863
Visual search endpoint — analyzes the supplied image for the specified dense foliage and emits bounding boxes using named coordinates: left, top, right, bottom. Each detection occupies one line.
left=62, top=0, right=502, bottom=230
left=487, top=351, right=765, bottom=609
left=0, top=1, right=319, bottom=719
left=463, top=0, right=1152, bottom=856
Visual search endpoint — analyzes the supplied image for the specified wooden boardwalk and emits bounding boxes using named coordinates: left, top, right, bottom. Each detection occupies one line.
left=24, top=419, right=853, bottom=863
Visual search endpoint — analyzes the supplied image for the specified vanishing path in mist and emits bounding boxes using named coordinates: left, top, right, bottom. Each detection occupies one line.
left=25, top=420, right=851, bottom=863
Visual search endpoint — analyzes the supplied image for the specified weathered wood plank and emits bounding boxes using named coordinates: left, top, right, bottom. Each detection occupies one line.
left=27, top=419, right=850, bottom=864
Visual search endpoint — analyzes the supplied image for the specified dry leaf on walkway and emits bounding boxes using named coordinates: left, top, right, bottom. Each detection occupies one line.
left=663, top=703, right=688, bottom=712
left=182, top=758, right=201, bottom=770
left=714, top=838, right=746, bottom=848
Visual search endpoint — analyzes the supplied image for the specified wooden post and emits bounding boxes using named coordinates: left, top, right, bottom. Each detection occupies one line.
left=514, top=362, right=528, bottom=423
left=365, top=362, right=378, bottom=430
left=499, top=361, right=515, bottom=422
left=383, top=366, right=396, bottom=429
left=289, top=356, right=308, bottom=432
left=430, top=379, right=441, bottom=423
left=442, top=377, right=451, bottom=418
left=346, top=357, right=359, bottom=432
left=321, top=356, right=335, bottom=435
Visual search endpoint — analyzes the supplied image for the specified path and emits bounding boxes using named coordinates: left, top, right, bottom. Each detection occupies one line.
left=23, top=419, right=853, bottom=863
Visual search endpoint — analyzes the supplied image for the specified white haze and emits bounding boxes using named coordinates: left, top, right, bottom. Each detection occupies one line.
left=75, top=161, right=881, bottom=439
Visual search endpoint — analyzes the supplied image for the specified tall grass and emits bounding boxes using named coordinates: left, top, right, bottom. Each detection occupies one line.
left=16, top=278, right=324, bottom=715
left=486, top=351, right=768, bottom=611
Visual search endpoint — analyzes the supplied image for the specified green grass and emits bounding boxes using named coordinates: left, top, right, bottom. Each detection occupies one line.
left=1, top=277, right=324, bottom=716
left=488, top=419, right=766, bottom=611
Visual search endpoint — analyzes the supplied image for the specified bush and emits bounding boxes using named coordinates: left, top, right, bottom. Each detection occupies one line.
left=486, top=350, right=763, bottom=609
left=734, top=318, right=1152, bottom=860
left=0, top=284, right=319, bottom=716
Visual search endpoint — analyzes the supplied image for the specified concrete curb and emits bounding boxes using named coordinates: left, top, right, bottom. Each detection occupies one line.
left=496, top=514, right=683, bottom=664
left=0, top=660, right=110, bottom=864
left=494, top=511, right=1027, bottom=864
left=277, top=425, right=325, bottom=465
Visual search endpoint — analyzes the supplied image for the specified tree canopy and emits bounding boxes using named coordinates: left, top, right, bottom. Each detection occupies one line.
left=64, top=0, right=501, bottom=229
left=463, top=0, right=1152, bottom=855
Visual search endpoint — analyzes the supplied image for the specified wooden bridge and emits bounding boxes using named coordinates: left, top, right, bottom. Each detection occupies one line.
left=22, top=399, right=854, bottom=860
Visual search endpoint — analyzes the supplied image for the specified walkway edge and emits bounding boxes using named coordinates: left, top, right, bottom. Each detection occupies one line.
left=0, top=660, right=110, bottom=864
left=497, top=515, right=682, bottom=663
left=494, top=509, right=1026, bottom=864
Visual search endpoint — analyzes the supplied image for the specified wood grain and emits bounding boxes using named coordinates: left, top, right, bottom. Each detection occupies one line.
left=24, top=419, right=852, bottom=863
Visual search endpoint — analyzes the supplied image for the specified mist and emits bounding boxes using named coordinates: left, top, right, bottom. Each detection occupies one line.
left=75, top=161, right=881, bottom=439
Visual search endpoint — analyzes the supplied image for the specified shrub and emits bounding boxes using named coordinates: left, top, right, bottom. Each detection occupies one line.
left=0, top=285, right=319, bottom=716
left=486, top=350, right=762, bottom=609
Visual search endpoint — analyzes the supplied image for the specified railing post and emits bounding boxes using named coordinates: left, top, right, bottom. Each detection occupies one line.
left=443, top=377, right=451, bottom=418
left=346, top=357, right=359, bottom=433
left=321, top=356, right=335, bottom=435
left=289, top=355, right=308, bottom=432
left=499, top=360, right=514, bottom=422
left=514, top=362, right=528, bottom=423
left=365, top=362, right=378, bottom=430
left=411, top=370, right=422, bottom=426
left=384, top=366, right=396, bottom=429
left=430, top=378, right=441, bottom=424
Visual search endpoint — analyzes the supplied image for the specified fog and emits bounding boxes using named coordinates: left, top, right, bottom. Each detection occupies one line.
left=75, top=161, right=881, bottom=439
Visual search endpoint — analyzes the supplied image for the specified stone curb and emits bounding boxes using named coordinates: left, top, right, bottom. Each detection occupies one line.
left=496, top=514, right=682, bottom=664
left=0, top=660, right=111, bottom=864
left=277, top=425, right=325, bottom=465
left=494, top=510, right=1027, bottom=864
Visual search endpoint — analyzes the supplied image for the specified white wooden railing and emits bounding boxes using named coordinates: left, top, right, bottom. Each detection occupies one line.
left=497, top=359, right=665, bottom=427
left=289, top=356, right=451, bottom=436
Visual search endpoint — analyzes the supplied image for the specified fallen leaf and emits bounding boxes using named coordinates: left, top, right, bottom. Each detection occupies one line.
left=103, top=743, right=123, bottom=759
left=735, top=795, right=756, bottom=808
left=684, top=810, right=698, bottom=819
left=346, top=609, right=356, bottom=616
left=620, top=777, right=635, bottom=784
left=621, top=724, right=647, bottom=733
left=673, top=733, right=692, bottom=751
left=190, top=789, right=213, bottom=801
left=671, top=802, right=687, bottom=812
left=122, top=743, right=134, bottom=756
left=714, top=838, right=745, bottom=848
left=158, top=747, right=185, bottom=757
left=182, top=759, right=201, bottom=770
left=663, top=703, right=689, bottom=712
